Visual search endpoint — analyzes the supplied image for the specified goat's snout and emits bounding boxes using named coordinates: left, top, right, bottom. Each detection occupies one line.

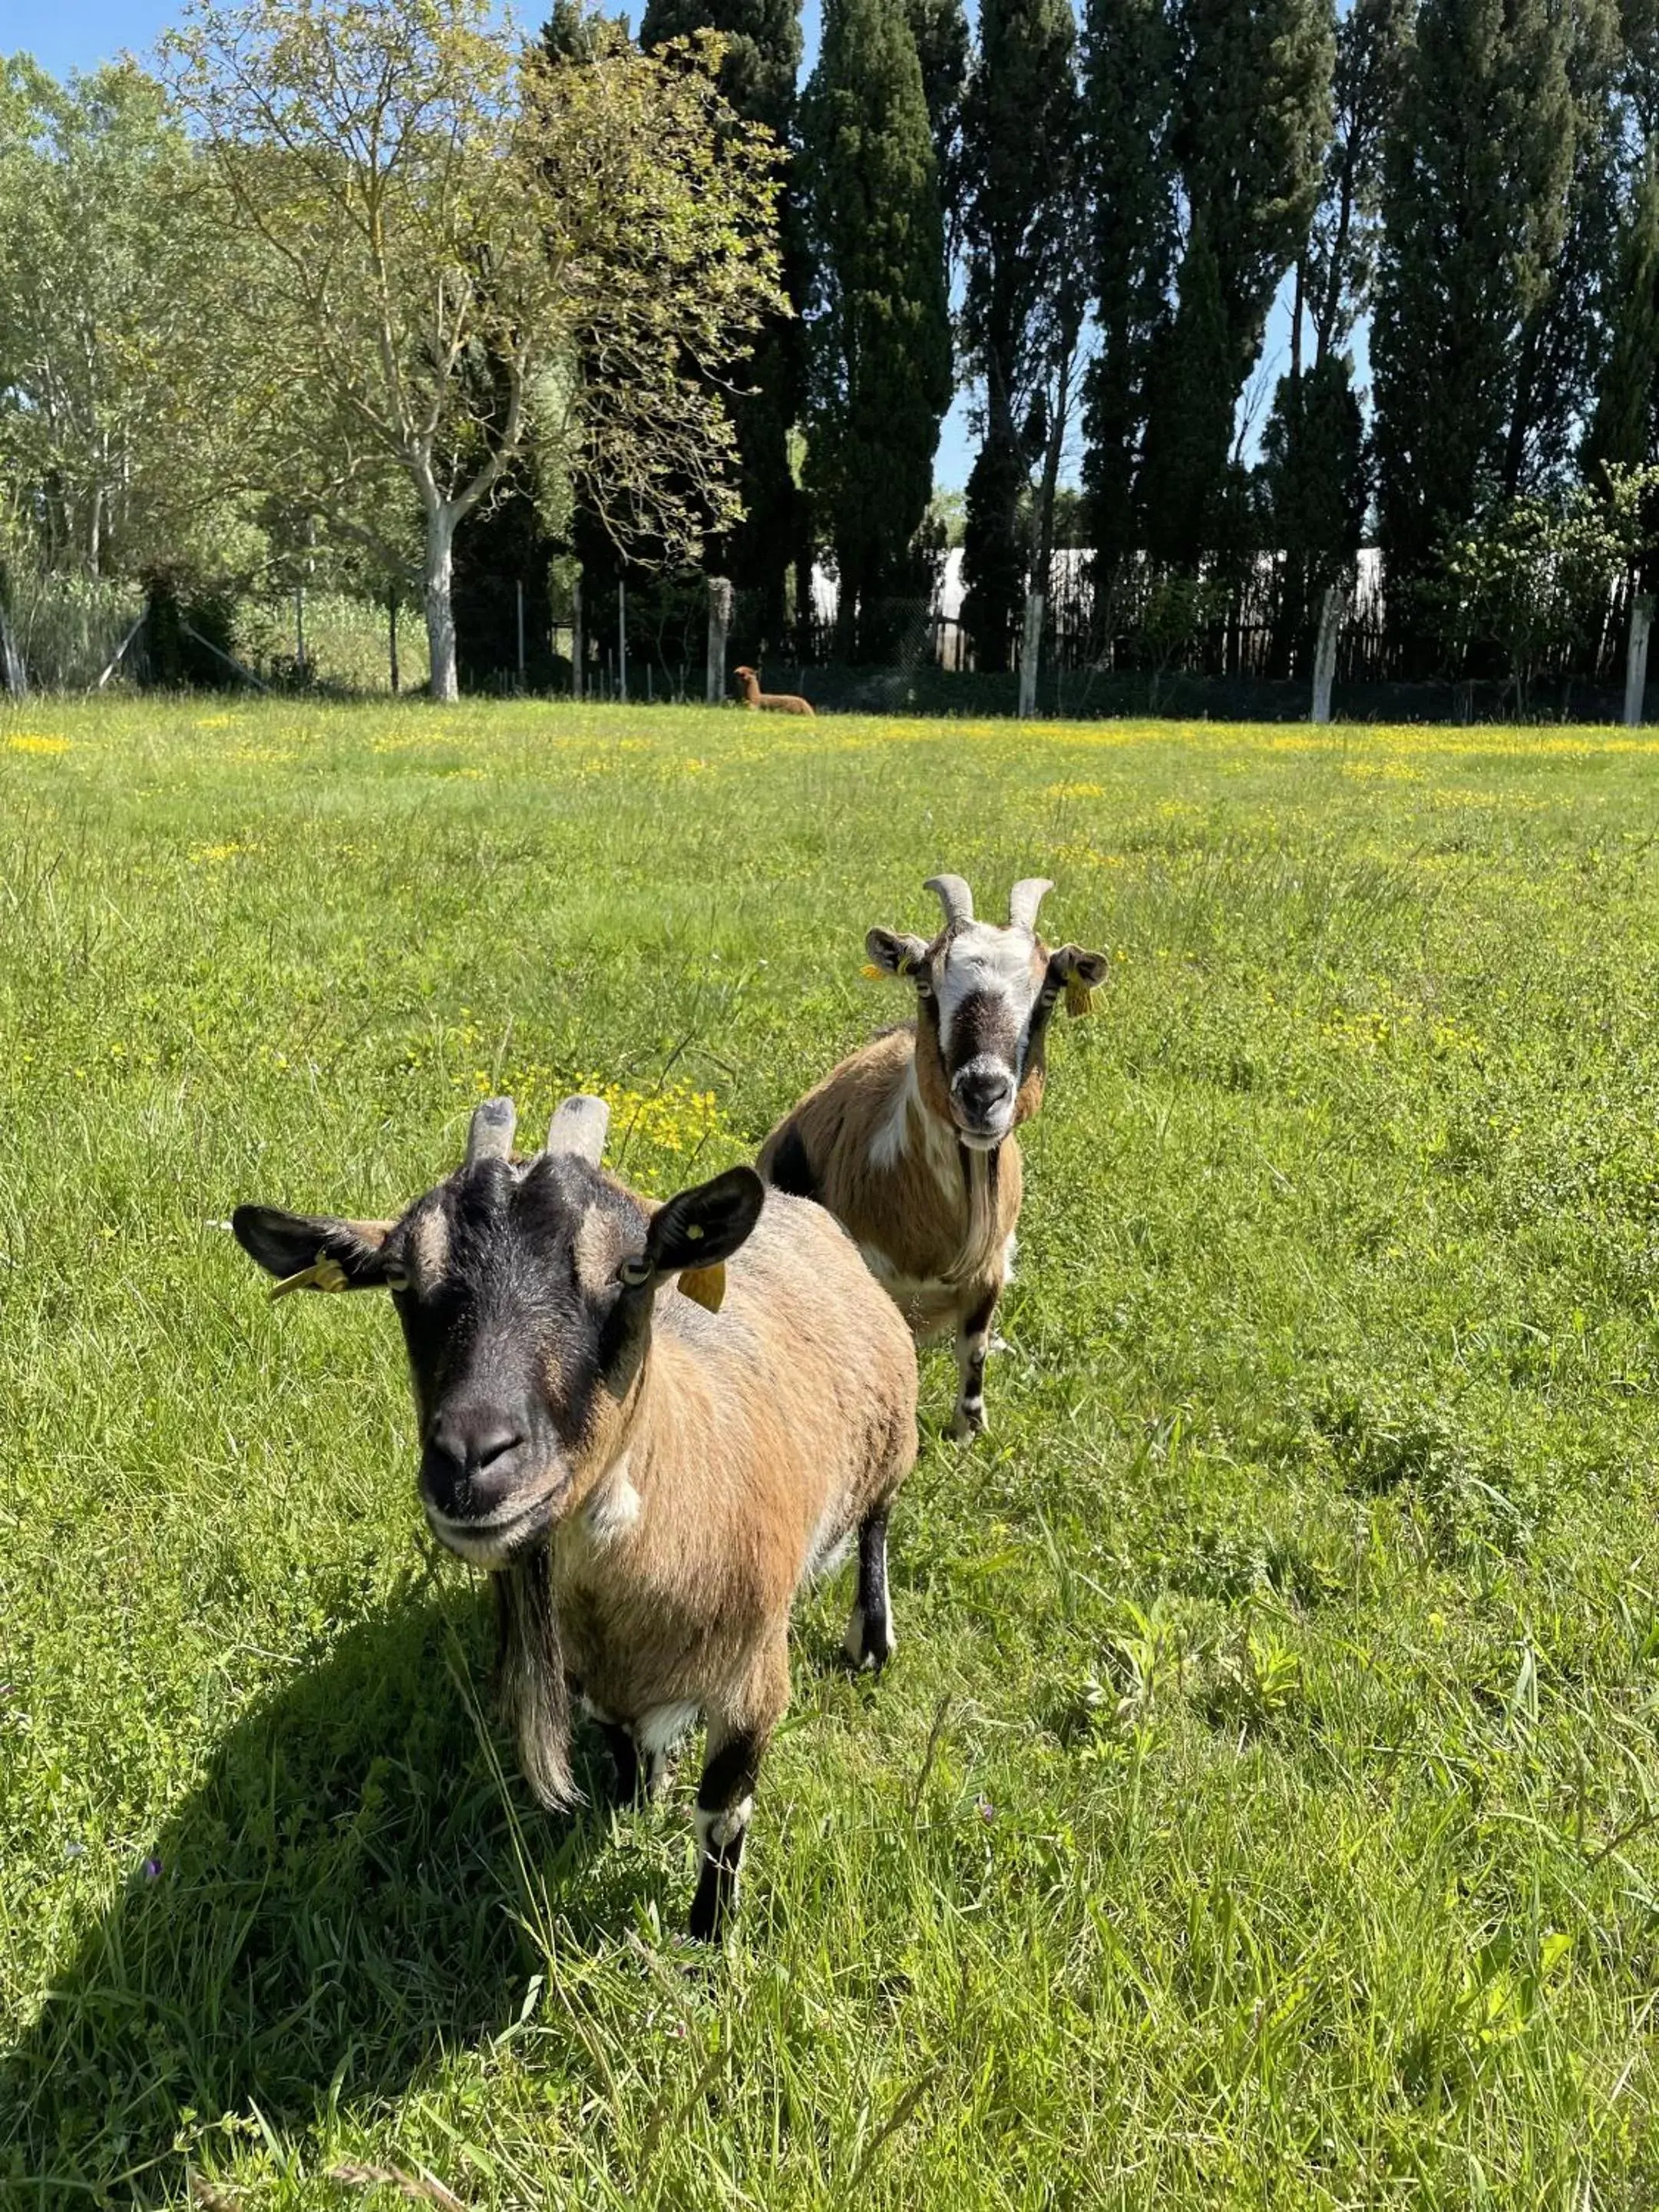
left=421, top=1399, right=539, bottom=1537
left=951, top=1060, right=1016, bottom=1139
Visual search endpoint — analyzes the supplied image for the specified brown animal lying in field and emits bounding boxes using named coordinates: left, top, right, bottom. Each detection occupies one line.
left=734, top=665, right=815, bottom=716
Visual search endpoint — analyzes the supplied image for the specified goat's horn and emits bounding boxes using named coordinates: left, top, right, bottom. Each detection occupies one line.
left=924, top=874, right=974, bottom=929
left=1008, top=878, right=1054, bottom=933
left=466, top=1096, right=517, bottom=1164
left=547, top=1094, right=610, bottom=1166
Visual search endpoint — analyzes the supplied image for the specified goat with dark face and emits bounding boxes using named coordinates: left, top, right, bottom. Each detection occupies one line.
left=758, top=875, right=1107, bottom=1438
left=233, top=1093, right=918, bottom=1939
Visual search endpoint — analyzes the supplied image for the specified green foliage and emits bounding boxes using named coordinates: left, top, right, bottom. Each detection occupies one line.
left=1300, top=0, right=1412, bottom=362
left=1584, top=155, right=1659, bottom=484
left=1261, top=349, right=1367, bottom=656
left=635, top=0, right=809, bottom=646
left=904, top=0, right=971, bottom=207
left=1372, top=0, right=1588, bottom=617
left=801, top=0, right=953, bottom=657
left=1431, top=470, right=1659, bottom=703
left=958, top=0, right=1082, bottom=670
left=165, top=0, right=783, bottom=698
left=1080, top=0, right=1175, bottom=590
left=9, top=699, right=1659, bottom=2199
left=639, top=0, right=802, bottom=130
left=1083, top=0, right=1333, bottom=580
left=0, top=57, right=260, bottom=587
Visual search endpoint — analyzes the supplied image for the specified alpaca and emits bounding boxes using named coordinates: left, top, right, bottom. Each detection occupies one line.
left=734, top=665, right=815, bottom=716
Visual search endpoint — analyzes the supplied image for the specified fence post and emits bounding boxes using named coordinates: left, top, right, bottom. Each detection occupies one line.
left=388, top=590, right=400, bottom=694
left=571, top=577, right=583, bottom=701
left=1017, top=590, right=1043, bottom=718
left=706, top=575, right=732, bottom=704
left=1311, top=584, right=1342, bottom=725
left=294, top=584, right=306, bottom=677
left=517, top=578, right=526, bottom=689
left=617, top=580, right=627, bottom=705
left=1625, top=592, right=1654, bottom=729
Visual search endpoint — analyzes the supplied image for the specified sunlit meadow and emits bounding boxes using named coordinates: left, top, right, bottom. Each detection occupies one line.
left=5, top=696, right=1659, bottom=2207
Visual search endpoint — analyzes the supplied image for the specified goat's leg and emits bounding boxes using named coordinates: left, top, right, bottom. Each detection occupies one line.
left=843, top=1506, right=896, bottom=1671
left=689, top=1641, right=786, bottom=1940
left=596, top=1720, right=641, bottom=1805
left=949, top=1285, right=1000, bottom=1440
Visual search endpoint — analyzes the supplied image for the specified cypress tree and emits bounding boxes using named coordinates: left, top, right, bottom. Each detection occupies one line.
left=959, top=0, right=1082, bottom=670
left=905, top=0, right=971, bottom=229
left=1371, top=0, right=1580, bottom=639
left=1082, top=0, right=1330, bottom=589
left=801, top=0, right=953, bottom=657
left=637, top=0, right=805, bottom=648
left=1080, top=0, right=1175, bottom=606
left=1133, top=0, right=1332, bottom=570
left=1261, top=349, right=1366, bottom=663
left=1585, top=157, right=1659, bottom=479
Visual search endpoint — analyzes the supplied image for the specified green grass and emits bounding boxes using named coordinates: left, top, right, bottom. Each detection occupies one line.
left=5, top=698, right=1659, bottom=2208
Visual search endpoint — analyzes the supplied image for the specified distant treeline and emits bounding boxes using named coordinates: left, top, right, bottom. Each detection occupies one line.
left=8, top=0, right=1659, bottom=700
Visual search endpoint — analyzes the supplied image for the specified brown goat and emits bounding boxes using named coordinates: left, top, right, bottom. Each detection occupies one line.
left=758, top=875, right=1107, bottom=1440
left=233, top=1093, right=917, bottom=1939
left=734, top=665, right=815, bottom=716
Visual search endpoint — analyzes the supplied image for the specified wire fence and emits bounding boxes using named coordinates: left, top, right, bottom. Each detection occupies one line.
left=5, top=554, right=1651, bottom=724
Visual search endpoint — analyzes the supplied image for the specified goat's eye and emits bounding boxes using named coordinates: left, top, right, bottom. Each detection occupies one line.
left=618, top=1254, right=653, bottom=1288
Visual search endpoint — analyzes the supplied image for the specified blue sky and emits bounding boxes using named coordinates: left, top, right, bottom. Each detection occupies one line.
left=9, top=0, right=1310, bottom=492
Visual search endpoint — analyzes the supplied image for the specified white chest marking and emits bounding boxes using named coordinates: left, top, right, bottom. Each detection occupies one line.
left=636, top=1700, right=701, bottom=1757
left=583, top=1450, right=641, bottom=1544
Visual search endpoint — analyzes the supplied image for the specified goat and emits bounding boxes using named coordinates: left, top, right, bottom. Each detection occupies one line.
left=233, top=1094, right=917, bottom=1939
left=734, top=664, right=815, bottom=716
left=758, top=874, right=1108, bottom=1440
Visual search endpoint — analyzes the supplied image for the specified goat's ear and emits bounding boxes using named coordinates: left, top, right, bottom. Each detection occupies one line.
left=1047, top=944, right=1110, bottom=1017
left=644, top=1166, right=765, bottom=1276
left=232, top=1205, right=395, bottom=1294
left=865, top=927, right=930, bottom=978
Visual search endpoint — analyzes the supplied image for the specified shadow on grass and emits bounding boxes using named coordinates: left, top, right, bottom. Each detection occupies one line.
left=0, top=1580, right=659, bottom=2207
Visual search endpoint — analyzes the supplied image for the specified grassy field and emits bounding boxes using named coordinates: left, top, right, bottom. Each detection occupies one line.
left=5, top=697, right=1659, bottom=2208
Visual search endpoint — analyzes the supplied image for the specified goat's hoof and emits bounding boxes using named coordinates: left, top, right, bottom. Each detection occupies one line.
left=844, top=1605, right=895, bottom=1671
left=947, top=1407, right=987, bottom=1443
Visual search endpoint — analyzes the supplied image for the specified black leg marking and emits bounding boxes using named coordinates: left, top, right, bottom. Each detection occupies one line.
left=844, top=1509, right=894, bottom=1671
left=689, top=1728, right=763, bottom=1941
left=950, top=1288, right=1000, bottom=1441
left=765, top=1124, right=818, bottom=1202
left=597, top=1721, right=641, bottom=1806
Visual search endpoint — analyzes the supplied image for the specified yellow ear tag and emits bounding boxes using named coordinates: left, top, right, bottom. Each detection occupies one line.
left=861, top=962, right=885, bottom=979
left=269, top=1249, right=350, bottom=1301
left=1065, top=975, right=1097, bottom=1018
left=678, top=1262, right=727, bottom=1312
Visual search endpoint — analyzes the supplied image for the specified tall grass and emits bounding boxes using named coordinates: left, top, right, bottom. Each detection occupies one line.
left=3, top=699, right=1659, bottom=2207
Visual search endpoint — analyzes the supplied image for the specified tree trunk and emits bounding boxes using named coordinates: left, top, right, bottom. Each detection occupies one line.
left=424, top=505, right=460, bottom=702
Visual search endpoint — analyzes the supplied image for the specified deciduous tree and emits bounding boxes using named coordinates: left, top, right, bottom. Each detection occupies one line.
left=166, top=0, right=782, bottom=699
